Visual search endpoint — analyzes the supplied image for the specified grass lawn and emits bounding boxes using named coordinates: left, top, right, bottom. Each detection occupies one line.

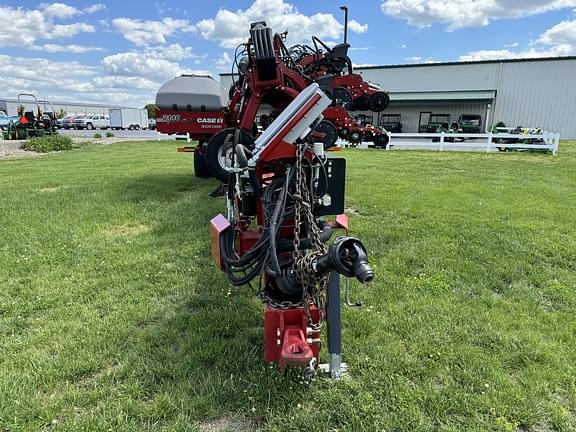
left=0, top=141, right=575, bottom=431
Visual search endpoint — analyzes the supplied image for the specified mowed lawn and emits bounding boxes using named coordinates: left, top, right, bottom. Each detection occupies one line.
left=0, top=141, right=575, bottom=432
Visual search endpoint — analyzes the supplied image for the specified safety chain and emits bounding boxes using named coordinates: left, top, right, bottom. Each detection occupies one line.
left=292, top=140, right=329, bottom=326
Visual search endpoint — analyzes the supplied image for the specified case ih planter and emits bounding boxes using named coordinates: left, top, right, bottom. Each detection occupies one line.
left=155, top=19, right=391, bottom=180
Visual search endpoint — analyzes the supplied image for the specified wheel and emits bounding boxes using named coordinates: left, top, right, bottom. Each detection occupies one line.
left=374, top=133, right=390, bottom=148
left=333, top=87, right=353, bottom=110
left=349, top=131, right=362, bottom=144
left=205, top=128, right=255, bottom=182
left=259, top=114, right=271, bottom=130
left=86, top=123, right=94, bottom=130
left=319, top=85, right=334, bottom=102
left=134, top=125, right=140, bottom=130
left=339, top=127, right=350, bottom=138
left=193, top=148, right=211, bottom=178
left=312, top=120, right=338, bottom=150
left=353, top=95, right=369, bottom=111
left=368, top=92, right=390, bottom=112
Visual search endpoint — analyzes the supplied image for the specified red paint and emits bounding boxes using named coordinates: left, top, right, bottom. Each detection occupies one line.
left=210, top=214, right=231, bottom=271
left=156, top=110, right=226, bottom=137
left=264, top=304, right=320, bottom=369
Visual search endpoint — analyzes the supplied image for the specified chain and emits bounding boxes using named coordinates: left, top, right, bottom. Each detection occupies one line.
left=259, top=291, right=304, bottom=309
left=291, top=140, right=329, bottom=327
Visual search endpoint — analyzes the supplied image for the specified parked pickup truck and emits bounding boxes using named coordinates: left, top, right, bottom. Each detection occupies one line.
left=73, top=114, right=110, bottom=130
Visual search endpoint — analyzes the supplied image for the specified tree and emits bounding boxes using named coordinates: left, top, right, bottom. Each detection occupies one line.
left=144, top=104, right=156, bottom=119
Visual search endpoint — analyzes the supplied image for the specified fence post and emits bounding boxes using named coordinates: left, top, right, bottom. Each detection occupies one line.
left=439, top=132, right=445, bottom=151
left=554, top=133, right=560, bottom=155
left=486, top=133, right=492, bottom=153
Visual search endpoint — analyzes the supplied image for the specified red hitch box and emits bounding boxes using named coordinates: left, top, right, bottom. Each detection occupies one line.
left=264, top=304, right=321, bottom=370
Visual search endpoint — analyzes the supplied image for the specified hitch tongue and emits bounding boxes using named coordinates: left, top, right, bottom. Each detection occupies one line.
left=280, top=327, right=314, bottom=369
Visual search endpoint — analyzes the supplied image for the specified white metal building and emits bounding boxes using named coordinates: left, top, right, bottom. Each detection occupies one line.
left=0, top=97, right=136, bottom=117
left=220, top=56, right=576, bottom=139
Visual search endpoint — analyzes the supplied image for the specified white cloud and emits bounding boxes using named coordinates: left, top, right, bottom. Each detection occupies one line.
left=112, top=17, right=195, bottom=47
left=85, top=4, right=106, bottom=14
left=40, top=2, right=79, bottom=19
left=215, top=52, right=232, bottom=70
left=32, top=44, right=104, bottom=53
left=101, top=51, right=209, bottom=81
left=196, top=0, right=368, bottom=48
left=348, top=19, right=368, bottom=33
left=145, top=44, right=200, bottom=61
left=0, top=4, right=95, bottom=49
left=46, top=23, right=95, bottom=39
left=537, top=19, right=576, bottom=46
left=381, top=0, right=576, bottom=30
left=93, top=76, right=159, bottom=91
left=353, top=63, right=377, bottom=68
left=460, top=19, right=576, bottom=60
left=405, top=56, right=422, bottom=62
left=0, top=54, right=158, bottom=107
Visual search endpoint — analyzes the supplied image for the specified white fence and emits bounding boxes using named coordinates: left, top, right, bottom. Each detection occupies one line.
left=387, top=132, right=560, bottom=155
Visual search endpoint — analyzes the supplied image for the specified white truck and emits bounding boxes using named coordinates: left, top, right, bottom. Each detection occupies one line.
left=109, top=108, right=148, bottom=130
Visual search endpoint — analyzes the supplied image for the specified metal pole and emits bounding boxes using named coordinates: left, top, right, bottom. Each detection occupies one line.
left=327, top=271, right=343, bottom=378
left=340, top=6, right=348, bottom=45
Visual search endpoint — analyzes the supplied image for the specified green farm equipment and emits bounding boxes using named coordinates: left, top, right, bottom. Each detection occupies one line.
left=1, top=94, right=58, bottom=140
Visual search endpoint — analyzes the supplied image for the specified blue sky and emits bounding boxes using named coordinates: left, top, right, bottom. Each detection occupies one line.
left=1, top=0, right=575, bottom=107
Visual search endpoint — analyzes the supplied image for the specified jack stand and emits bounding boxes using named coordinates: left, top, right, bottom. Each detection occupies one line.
left=319, top=271, right=347, bottom=379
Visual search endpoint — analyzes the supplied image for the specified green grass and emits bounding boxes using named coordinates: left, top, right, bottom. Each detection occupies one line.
left=1, top=142, right=575, bottom=431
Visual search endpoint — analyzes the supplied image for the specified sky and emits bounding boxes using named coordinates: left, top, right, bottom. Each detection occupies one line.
left=0, top=0, right=575, bottom=108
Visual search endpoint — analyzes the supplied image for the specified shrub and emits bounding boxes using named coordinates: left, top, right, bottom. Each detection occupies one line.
left=93, top=133, right=102, bottom=139
left=23, top=135, right=73, bottom=153
left=106, top=131, right=114, bottom=138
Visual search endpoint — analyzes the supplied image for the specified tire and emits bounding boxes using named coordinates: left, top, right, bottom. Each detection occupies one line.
left=349, top=131, right=362, bottom=144
left=374, top=133, right=390, bottom=148
left=86, top=123, right=94, bottom=130
left=193, top=148, right=211, bottom=178
left=313, top=120, right=338, bottom=150
left=368, top=92, right=390, bottom=112
left=134, top=125, right=140, bottom=130
left=205, top=128, right=255, bottom=182
left=333, top=87, right=353, bottom=110
left=128, top=125, right=133, bottom=130
left=354, top=95, right=369, bottom=112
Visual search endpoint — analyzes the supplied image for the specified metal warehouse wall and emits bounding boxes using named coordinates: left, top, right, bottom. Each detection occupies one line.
left=218, top=57, right=576, bottom=138
left=357, top=58, right=576, bottom=139
left=0, top=99, right=136, bottom=117
left=358, top=63, right=500, bottom=93
left=493, top=60, right=576, bottom=137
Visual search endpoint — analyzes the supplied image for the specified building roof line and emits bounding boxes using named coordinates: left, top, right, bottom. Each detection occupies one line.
left=354, top=56, right=576, bottom=70
left=218, top=56, right=576, bottom=76
left=0, top=97, right=137, bottom=109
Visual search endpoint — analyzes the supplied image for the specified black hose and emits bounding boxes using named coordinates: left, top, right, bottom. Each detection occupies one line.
left=276, top=220, right=332, bottom=252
